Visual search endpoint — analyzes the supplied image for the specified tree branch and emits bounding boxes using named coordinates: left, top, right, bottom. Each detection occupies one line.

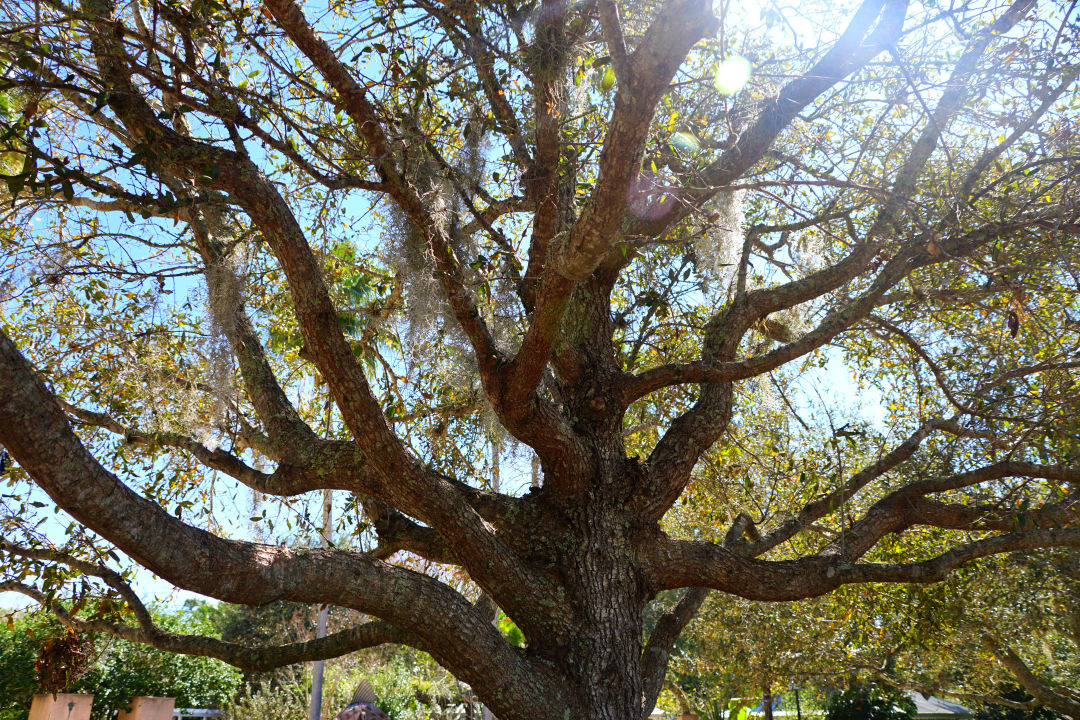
left=639, top=587, right=709, bottom=719
left=746, top=418, right=960, bottom=556
left=642, top=528, right=1080, bottom=601
left=626, top=0, right=908, bottom=241
left=0, top=325, right=570, bottom=720
left=0, top=580, right=419, bottom=672
left=981, top=633, right=1080, bottom=718
left=504, top=0, right=721, bottom=450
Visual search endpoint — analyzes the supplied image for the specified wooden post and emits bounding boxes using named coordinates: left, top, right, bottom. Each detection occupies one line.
left=28, top=694, right=93, bottom=720
left=117, top=696, right=175, bottom=720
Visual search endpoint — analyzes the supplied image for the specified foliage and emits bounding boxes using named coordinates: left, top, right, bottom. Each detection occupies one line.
left=0, top=610, right=52, bottom=720
left=973, top=686, right=1066, bottom=720
left=222, top=679, right=310, bottom=720
left=824, top=684, right=915, bottom=720
left=221, top=647, right=480, bottom=720
left=833, top=551, right=1080, bottom=714
left=1, top=0, right=1079, bottom=719
left=665, top=412, right=1080, bottom=706
left=0, top=607, right=240, bottom=720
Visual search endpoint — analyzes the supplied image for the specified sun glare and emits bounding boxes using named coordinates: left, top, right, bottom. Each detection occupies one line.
left=713, top=56, right=752, bottom=95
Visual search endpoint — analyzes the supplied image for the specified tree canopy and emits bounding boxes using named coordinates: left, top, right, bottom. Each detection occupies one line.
left=1, top=0, right=1079, bottom=718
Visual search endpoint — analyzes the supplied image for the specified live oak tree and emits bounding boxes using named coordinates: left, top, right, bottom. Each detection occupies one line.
left=1, top=0, right=1079, bottom=718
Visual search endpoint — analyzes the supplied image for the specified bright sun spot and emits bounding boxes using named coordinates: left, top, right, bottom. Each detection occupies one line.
left=713, top=56, right=752, bottom=95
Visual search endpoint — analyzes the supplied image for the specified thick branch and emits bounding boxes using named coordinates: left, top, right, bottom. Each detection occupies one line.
left=262, top=0, right=503, bottom=373
left=639, top=587, right=709, bottom=720
left=505, top=0, right=720, bottom=446
left=0, top=327, right=570, bottom=720
left=366, top=499, right=460, bottom=565
left=643, top=529, right=1080, bottom=601
left=820, top=461, right=1080, bottom=560
left=0, top=580, right=418, bottom=672
left=982, top=634, right=1080, bottom=718
left=79, top=0, right=456, bottom=517
left=746, top=418, right=960, bottom=556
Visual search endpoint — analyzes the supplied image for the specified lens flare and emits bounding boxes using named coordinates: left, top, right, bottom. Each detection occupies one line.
left=670, top=131, right=701, bottom=155
left=713, top=56, right=752, bottom=95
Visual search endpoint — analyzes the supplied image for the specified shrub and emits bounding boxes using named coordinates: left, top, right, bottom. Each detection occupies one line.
left=824, top=683, right=916, bottom=720
left=973, top=685, right=1065, bottom=720
left=0, top=607, right=241, bottom=720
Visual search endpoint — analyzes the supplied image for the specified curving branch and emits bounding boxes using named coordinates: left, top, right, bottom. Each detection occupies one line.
left=981, top=633, right=1080, bottom=718
left=643, top=529, right=1080, bottom=602
left=0, top=327, right=571, bottom=720
left=746, top=418, right=967, bottom=556
left=622, top=208, right=1069, bottom=408
left=1, top=535, right=419, bottom=671
left=262, top=0, right=502, bottom=370
left=817, top=461, right=1080, bottom=560
left=639, top=587, right=709, bottom=720
left=365, top=498, right=460, bottom=565
left=61, top=400, right=273, bottom=489
left=0, top=580, right=418, bottom=672
left=626, top=0, right=909, bottom=242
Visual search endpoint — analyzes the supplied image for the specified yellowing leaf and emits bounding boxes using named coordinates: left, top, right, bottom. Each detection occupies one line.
left=601, top=66, right=615, bottom=92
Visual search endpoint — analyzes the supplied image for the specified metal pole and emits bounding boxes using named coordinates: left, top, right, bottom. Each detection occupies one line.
left=309, top=488, right=332, bottom=720
left=480, top=439, right=501, bottom=720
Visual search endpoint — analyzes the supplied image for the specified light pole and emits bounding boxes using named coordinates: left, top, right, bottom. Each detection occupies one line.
left=481, top=438, right=501, bottom=720
left=309, top=488, right=332, bottom=720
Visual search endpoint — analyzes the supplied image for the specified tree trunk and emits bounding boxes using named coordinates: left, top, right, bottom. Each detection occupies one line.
left=527, top=468, right=654, bottom=720
left=561, top=513, right=648, bottom=720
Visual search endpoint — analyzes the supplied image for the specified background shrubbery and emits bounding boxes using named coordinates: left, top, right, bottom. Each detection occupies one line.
left=823, top=683, right=915, bottom=720
left=0, top=600, right=480, bottom=720
left=1, top=600, right=1069, bottom=720
left=0, top=605, right=239, bottom=720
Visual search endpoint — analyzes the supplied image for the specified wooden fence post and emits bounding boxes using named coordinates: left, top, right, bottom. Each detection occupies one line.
left=28, top=694, right=93, bottom=720
left=117, top=697, right=176, bottom=720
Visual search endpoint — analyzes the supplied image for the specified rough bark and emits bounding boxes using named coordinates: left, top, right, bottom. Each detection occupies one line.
left=0, top=0, right=1078, bottom=718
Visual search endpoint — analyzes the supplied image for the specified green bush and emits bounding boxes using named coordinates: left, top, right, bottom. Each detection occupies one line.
left=973, top=685, right=1065, bottom=720
left=222, top=677, right=311, bottom=720
left=0, top=612, right=46, bottom=720
left=0, top=607, right=241, bottom=720
left=221, top=647, right=482, bottom=720
left=824, top=683, right=916, bottom=720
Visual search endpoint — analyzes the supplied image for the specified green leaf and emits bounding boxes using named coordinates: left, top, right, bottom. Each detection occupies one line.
left=601, top=66, right=615, bottom=92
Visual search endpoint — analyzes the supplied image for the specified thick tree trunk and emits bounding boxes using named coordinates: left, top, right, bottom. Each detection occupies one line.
left=563, top=523, right=648, bottom=719
left=534, top=467, right=653, bottom=720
